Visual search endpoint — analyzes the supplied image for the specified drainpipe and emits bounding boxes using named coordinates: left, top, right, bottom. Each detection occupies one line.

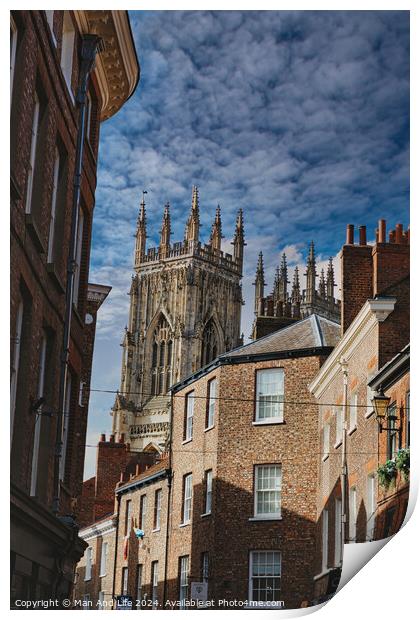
left=112, top=492, right=122, bottom=606
left=339, top=357, right=349, bottom=564
left=52, top=35, right=102, bottom=515
left=163, top=390, right=174, bottom=603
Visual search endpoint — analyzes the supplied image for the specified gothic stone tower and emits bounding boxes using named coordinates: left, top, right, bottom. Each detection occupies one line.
left=112, top=186, right=245, bottom=451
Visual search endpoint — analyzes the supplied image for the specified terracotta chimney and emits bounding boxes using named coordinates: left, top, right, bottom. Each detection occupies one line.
left=395, top=223, right=403, bottom=244
left=346, top=224, right=354, bottom=245
left=358, top=226, right=366, bottom=246
left=378, top=219, right=386, bottom=243
left=109, top=434, right=115, bottom=443
left=100, top=433, right=106, bottom=442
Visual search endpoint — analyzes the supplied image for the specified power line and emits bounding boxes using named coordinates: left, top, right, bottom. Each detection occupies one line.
left=87, top=387, right=409, bottom=410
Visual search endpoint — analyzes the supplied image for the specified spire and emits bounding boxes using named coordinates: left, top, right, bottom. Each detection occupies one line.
left=253, top=251, right=265, bottom=315
left=304, top=240, right=317, bottom=304
left=209, top=205, right=222, bottom=250
left=279, top=253, right=288, bottom=302
left=318, top=268, right=326, bottom=299
left=185, top=185, right=200, bottom=243
left=232, top=208, right=245, bottom=272
left=134, top=191, right=147, bottom=268
left=326, top=256, right=335, bottom=301
left=159, top=202, right=171, bottom=257
left=291, top=266, right=301, bottom=318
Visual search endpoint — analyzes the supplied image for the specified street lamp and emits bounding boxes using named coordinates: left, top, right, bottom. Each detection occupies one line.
left=371, top=386, right=398, bottom=433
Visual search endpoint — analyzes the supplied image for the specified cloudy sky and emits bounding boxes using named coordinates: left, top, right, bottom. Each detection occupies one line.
left=84, top=10, right=409, bottom=477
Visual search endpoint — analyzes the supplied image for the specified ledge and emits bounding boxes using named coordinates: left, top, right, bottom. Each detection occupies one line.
left=200, top=512, right=211, bottom=518
left=365, top=409, right=375, bottom=420
left=179, top=522, right=191, bottom=528
left=182, top=438, right=193, bottom=445
left=25, top=214, right=45, bottom=254
left=46, top=263, right=65, bottom=294
left=313, top=568, right=333, bottom=582
left=334, top=440, right=343, bottom=450
left=252, top=420, right=285, bottom=426
left=248, top=516, right=282, bottom=522
left=348, top=426, right=357, bottom=436
left=204, top=425, right=215, bottom=433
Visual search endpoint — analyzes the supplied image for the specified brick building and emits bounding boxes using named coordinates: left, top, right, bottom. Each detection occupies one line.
left=10, top=10, right=139, bottom=604
left=75, top=456, right=169, bottom=610
left=166, top=314, right=340, bottom=609
left=308, top=220, right=409, bottom=603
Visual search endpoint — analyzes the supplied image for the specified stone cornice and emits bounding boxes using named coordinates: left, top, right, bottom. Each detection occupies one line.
left=74, top=10, right=139, bottom=121
left=80, top=516, right=117, bottom=541
left=309, top=297, right=397, bottom=398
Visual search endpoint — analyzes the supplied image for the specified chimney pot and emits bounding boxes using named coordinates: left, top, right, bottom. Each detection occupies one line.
left=346, top=224, right=354, bottom=245
left=100, top=433, right=106, bottom=442
left=395, top=223, right=403, bottom=244
left=109, top=434, right=115, bottom=443
left=378, top=219, right=386, bottom=243
left=119, top=433, right=125, bottom=444
left=389, top=230, right=395, bottom=243
left=358, top=225, right=367, bottom=245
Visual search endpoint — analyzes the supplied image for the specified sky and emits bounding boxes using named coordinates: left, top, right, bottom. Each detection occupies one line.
left=84, top=10, right=409, bottom=478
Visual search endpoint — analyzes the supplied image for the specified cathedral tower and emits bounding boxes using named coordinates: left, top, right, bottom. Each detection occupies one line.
left=112, top=187, right=245, bottom=451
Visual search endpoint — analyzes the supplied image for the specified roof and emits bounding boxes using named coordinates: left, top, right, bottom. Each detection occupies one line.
left=368, top=343, right=410, bottom=391
left=222, top=315, right=340, bottom=359
left=172, top=314, right=340, bottom=393
left=117, top=456, right=170, bottom=495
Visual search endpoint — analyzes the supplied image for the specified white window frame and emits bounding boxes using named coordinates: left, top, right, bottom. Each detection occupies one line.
left=349, top=487, right=357, bottom=543
left=254, top=464, right=281, bottom=519
left=248, top=551, right=281, bottom=606
left=151, top=561, right=159, bottom=609
left=335, top=405, right=344, bottom=446
left=30, top=332, right=47, bottom=497
left=185, top=392, right=194, bottom=441
left=179, top=555, right=189, bottom=610
left=72, top=208, right=84, bottom=306
left=25, top=92, right=40, bottom=214
left=59, top=373, right=72, bottom=481
left=60, top=11, right=75, bottom=101
left=201, top=552, right=209, bottom=582
left=85, top=546, right=93, bottom=581
left=140, top=494, right=147, bottom=531
left=44, top=11, right=56, bottom=44
left=182, top=474, right=192, bottom=524
left=366, top=474, right=376, bottom=541
left=204, top=470, right=212, bottom=515
left=124, top=499, right=132, bottom=536
left=206, top=378, right=216, bottom=429
left=99, top=540, right=108, bottom=577
left=334, top=498, right=342, bottom=566
left=10, top=15, right=18, bottom=104
left=255, top=368, right=284, bottom=423
left=10, top=300, right=23, bottom=444
left=323, top=423, right=330, bottom=461
left=47, top=149, right=60, bottom=262
left=122, top=566, right=128, bottom=595
left=322, top=509, right=329, bottom=572
left=154, top=489, right=162, bottom=531
left=366, top=380, right=375, bottom=418
left=349, top=393, right=358, bottom=431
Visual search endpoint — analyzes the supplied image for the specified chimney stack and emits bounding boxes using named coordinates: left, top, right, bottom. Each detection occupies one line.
left=358, top=226, right=367, bottom=246
left=378, top=219, right=386, bottom=243
left=346, top=224, right=354, bottom=245
left=395, top=223, right=403, bottom=244
left=100, top=433, right=106, bottom=442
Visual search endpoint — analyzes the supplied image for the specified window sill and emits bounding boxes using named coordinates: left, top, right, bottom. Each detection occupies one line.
left=365, top=409, right=375, bottom=419
left=179, top=522, right=191, bottom=528
left=201, top=512, right=211, bottom=518
left=248, top=516, right=282, bottom=522
left=322, top=454, right=329, bottom=462
left=348, top=426, right=357, bottom=436
left=84, top=577, right=92, bottom=582
left=204, top=425, right=215, bottom=432
left=152, top=528, right=161, bottom=533
left=99, top=573, right=107, bottom=578
left=252, top=419, right=285, bottom=426
left=313, top=568, right=332, bottom=582
left=334, top=440, right=343, bottom=449
left=182, top=438, right=193, bottom=445
left=25, top=214, right=46, bottom=254
left=46, top=262, right=65, bottom=294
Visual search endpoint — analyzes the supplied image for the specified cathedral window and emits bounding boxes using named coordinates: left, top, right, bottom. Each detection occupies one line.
left=201, top=320, right=219, bottom=367
left=151, top=316, right=173, bottom=395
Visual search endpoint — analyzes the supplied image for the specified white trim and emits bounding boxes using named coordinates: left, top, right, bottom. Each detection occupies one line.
left=25, top=93, right=40, bottom=214
left=309, top=298, right=396, bottom=398
left=255, top=368, right=284, bottom=423
left=47, top=148, right=60, bottom=262
left=252, top=419, right=284, bottom=426
left=85, top=546, right=93, bottom=581
left=80, top=518, right=116, bottom=541
left=254, top=464, right=282, bottom=519
left=248, top=516, right=283, bottom=522
left=60, top=11, right=75, bottom=103
left=248, top=550, right=282, bottom=606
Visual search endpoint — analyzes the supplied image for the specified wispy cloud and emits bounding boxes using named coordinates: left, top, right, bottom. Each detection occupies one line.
left=85, top=10, right=409, bottom=477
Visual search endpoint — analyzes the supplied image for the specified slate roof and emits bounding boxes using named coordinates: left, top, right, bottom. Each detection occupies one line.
left=221, top=314, right=340, bottom=359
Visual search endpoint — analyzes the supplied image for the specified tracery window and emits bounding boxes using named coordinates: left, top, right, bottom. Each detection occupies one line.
left=201, top=320, right=218, bottom=367
left=151, top=316, right=173, bottom=395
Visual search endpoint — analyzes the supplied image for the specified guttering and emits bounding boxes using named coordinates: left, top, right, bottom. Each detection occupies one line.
left=368, top=345, right=410, bottom=391
left=116, top=468, right=168, bottom=496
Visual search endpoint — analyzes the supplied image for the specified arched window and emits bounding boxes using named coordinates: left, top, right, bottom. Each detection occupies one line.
left=201, top=320, right=219, bottom=367
left=151, top=316, right=173, bottom=395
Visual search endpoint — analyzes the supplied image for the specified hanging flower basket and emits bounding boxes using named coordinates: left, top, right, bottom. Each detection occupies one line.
left=377, top=459, right=397, bottom=489
left=395, top=448, right=410, bottom=481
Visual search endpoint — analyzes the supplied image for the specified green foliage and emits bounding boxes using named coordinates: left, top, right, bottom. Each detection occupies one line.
left=395, top=448, right=410, bottom=481
left=377, top=459, right=397, bottom=489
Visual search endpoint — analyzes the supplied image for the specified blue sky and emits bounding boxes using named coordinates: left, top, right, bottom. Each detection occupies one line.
left=84, top=10, right=409, bottom=478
